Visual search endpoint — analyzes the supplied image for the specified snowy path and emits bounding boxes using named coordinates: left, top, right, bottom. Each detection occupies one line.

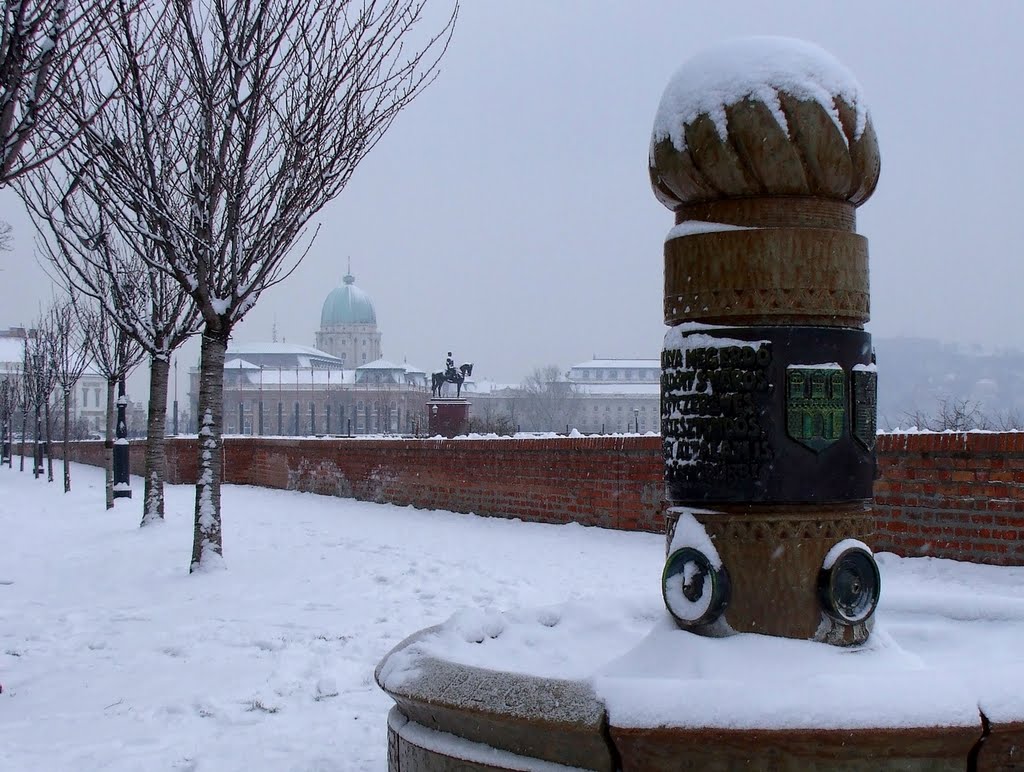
left=1, top=462, right=1023, bottom=770
left=0, top=463, right=661, bottom=771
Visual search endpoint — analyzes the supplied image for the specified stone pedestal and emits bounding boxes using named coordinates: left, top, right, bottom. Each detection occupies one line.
left=427, top=399, right=469, bottom=438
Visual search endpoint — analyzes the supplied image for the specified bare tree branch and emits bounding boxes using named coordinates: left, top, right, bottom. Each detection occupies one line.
left=1, top=0, right=130, bottom=184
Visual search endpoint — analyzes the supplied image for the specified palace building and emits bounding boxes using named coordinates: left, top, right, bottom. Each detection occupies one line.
left=189, top=272, right=431, bottom=435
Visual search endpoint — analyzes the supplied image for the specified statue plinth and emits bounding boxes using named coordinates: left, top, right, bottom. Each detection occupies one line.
left=427, top=398, right=469, bottom=438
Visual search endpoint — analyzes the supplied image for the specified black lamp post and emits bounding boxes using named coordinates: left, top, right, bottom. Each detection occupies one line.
left=113, top=377, right=131, bottom=498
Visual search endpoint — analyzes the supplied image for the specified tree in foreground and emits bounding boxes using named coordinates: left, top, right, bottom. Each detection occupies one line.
left=53, top=0, right=457, bottom=571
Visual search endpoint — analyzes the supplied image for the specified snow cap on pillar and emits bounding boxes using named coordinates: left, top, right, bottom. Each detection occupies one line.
left=649, top=36, right=880, bottom=211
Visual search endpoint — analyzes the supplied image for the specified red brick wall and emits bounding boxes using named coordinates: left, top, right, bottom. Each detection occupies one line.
left=46, top=432, right=1024, bottom=565
left=873, top=432, right=1024, bottom=566
left=50, top=435, right=665, bottom=533
left=226, top=436, right=665, bottom=532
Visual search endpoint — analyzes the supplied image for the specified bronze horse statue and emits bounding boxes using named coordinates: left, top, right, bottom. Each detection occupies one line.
left=431, top=363, right=473, bottom=398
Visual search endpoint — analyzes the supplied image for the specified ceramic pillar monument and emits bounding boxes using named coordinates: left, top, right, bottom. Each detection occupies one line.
left=652, top=38, right=882, bottom=644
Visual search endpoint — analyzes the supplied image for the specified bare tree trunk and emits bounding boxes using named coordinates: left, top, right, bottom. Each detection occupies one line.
left=62, top=388, right=72, bottom=492
left=141, top=355, right=170, bottom=526
left=191, top=329, right=228, bottom=572
left=19, top=414, right=26, bottom=471
left=105, top=379, right=115, bottom=509
left=45, top=400, right=54, bottom=482
left=33, top=405, right=41, bottom=478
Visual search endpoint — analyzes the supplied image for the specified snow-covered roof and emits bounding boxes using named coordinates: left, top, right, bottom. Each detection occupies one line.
left=403, top=362, right=426, bottom=375
left=224, top=358, right=261, bottom=370
left=227, top=342, right=340, bottom=359
left=357, top=358, right=406, bottom=371
left=463, top=379, right=519, bottom=395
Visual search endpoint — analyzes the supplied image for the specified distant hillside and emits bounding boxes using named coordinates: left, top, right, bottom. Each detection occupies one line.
left=874, top=337, right=1024, bottom=430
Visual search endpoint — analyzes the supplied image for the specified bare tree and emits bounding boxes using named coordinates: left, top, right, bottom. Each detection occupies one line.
left=900, top=397, right=991, bottom=432
left=79, top=301, right=144, bottom=507
left=519, top=365, right=581, bottom=432
left=0, top=0, right=125, bottom=185
left=47, top=0, right=457, bottom=571
left=48, top=297, right=91, bottom=491
left=0, top=365, right=20, bottom=466
left=22, top=318, right=56, bottom=478
left=20, top=180, right=200, bottom=522
left=17, top=333, right=32, bottom=469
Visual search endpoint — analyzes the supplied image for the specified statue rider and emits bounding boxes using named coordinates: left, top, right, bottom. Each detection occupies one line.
left=445, top=351, right=456, bottom=380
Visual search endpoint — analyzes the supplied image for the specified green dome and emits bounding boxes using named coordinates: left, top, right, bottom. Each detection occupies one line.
left=320, top=273, right=376, bottom=327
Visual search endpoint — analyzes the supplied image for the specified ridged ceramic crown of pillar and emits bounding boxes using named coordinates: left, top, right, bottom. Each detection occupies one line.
left=650, top=37, right=882, bottom=329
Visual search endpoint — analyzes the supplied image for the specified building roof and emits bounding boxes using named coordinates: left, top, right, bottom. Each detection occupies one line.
left=320, top=272, right=376, bottom=327
left=223, top=343, right=343, bottom=370
left=357, top=358, right=406, bottom=371
left=224, top=358, right=261, bottom=370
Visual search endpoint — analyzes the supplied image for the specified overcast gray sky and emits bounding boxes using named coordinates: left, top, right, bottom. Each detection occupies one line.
left=2, top=0, right=1023, bottom=386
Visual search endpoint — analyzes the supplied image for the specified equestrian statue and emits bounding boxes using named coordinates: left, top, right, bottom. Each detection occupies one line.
left=431, top=351, right=473, bottom=398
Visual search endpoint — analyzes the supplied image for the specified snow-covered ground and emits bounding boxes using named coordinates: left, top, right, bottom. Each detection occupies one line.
left=2, top=463, right=1023, bottom=770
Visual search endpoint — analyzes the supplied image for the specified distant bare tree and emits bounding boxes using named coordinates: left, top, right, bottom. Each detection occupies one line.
left=17, top=335, right=32, bottom=469
left=901, top=397, right=991, bottom=432
left=0, top=221, right=11, bottom=250
left=46, top=0, right=458, bottom=571
left=519, top=365, right=581, bottom=432
left=48, top=297, right=91, bottom=491
left=0, top=0, right=126, bottom=185
left=993, top=409, right=1024, bottom=431
left=23, top=317, right=57, bottom=479
left=80, top=302, right=144, bottom=508
left=0, top=366, right=20, bottom=466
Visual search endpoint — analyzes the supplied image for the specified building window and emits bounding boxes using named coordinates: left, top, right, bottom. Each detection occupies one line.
left=82, top=388, right=88, bottom=407
left=362, top=353, right=367, bottom=363
left=609, top=370, right=617, bottom=380
left=582, top=369, right=589, bottom=379
left=625, top=369, right=632, bottom=379
left=94, top=388, right=101, bottom=406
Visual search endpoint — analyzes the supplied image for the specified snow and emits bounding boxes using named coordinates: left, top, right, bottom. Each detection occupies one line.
left=667, top=508, right=722, bottom=568
left=665, top=220, right=750, bottom=241
left=651, top=36, right=868, bottom=153
left=822, top=538, right=873, bottom=570
left=1, top=464, right=1023, bottom=770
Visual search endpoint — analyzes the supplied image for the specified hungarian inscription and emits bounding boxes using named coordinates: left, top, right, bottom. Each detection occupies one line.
left=662, top=340, right=773, bottom=491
